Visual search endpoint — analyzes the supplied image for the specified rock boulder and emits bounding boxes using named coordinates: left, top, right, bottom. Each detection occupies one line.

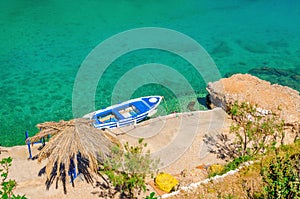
left=206, top=74, right=300, bottom=140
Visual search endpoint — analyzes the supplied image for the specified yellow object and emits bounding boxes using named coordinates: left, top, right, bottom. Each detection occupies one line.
left=208, top=164, right=224, bottom=175
left=155, top=173, right=179, bottom=193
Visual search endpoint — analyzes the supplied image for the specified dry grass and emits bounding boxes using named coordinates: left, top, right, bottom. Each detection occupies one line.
left=168, top=163, right=263, bottom=199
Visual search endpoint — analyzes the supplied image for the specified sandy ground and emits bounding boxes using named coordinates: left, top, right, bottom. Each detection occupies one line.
left=0, top=108, right=231, bottom=199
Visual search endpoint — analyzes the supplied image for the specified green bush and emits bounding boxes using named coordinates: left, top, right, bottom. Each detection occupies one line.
left=228, top=101, right=285, bottom=158
left=261, top=144, right=300, bottom=199
left=145, top=192, right=158, bottom=199
left=207, top=164, right=225, bottom=177
left=223, top=155, right=252, bottom=173
left=99, top=138, right=159, bottom=198
left=0, top=157, right=27, bottom=199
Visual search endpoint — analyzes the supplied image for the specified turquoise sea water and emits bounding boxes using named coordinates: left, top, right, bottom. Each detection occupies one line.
left=0, top=0, right=299, bottom=146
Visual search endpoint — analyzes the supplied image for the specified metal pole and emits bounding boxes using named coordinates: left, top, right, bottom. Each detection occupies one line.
left=25, top=131, right=32, bottom=159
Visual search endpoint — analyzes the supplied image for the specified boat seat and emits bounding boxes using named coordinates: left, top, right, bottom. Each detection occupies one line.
left=112, top=109, right=125, bottom=120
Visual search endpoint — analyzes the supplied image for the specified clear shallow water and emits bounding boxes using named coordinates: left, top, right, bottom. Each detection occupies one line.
left=0, top=0, right=299, bottom=146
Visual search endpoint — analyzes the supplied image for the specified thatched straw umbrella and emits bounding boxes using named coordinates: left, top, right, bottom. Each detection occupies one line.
left=29, top=118, right=121, bottom=193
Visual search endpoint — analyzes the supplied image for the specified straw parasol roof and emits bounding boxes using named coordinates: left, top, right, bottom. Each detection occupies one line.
left=29, top=118, right=121, bottom=193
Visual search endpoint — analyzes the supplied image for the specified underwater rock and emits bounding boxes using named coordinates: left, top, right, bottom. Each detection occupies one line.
left=206, top=74, right=300, bottom=143
left=236, top=39, right=269, bottom=53
left=249, top=66, right=289, bottom=77
left=297, top=49, right=300, bottom=57
left=187, top=101, right=196, bottom=111
left=210, top=41, right=232, bottom=57
left=267, top=40, right=289, bottom=48
left=291, top=74, right=300, bottom=81
left=224, top=72, right=236, bottom=78
left=238, top=61, right=247, bottom=66
left=30, top=106, right=39, bottom=114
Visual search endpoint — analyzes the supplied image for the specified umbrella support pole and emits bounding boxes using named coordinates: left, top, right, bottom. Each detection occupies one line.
left=69, top=158, right=80, bottom=183
left=25, top=131, right=32, bottom=159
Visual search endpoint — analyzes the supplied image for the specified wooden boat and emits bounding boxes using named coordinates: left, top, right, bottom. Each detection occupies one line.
left=83, top=96, right=163, bottom=129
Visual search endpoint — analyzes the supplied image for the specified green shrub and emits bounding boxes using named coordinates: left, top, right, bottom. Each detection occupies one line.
left=0, top=157, right=27, bottom=199
left=208, top=164, right=225, bottom=177
left=223, top=155, right=252, bottom=173
left=99, top=138, right=159, bottom=198
left=228, top=101, right=285, bottom=158
left=145, top=192, right=158, bottom=199
left=261, top=144, right=300, bottom=198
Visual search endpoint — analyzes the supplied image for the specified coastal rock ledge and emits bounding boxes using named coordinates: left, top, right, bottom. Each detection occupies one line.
left=206, top=74, right=300, bottom=140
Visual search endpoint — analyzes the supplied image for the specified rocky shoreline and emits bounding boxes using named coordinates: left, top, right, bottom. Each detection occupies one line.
left=207, top=74, right=300, bottom=143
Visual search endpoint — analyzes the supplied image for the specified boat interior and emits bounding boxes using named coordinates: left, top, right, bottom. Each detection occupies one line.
left=97, top=105, right=140, bottom=123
